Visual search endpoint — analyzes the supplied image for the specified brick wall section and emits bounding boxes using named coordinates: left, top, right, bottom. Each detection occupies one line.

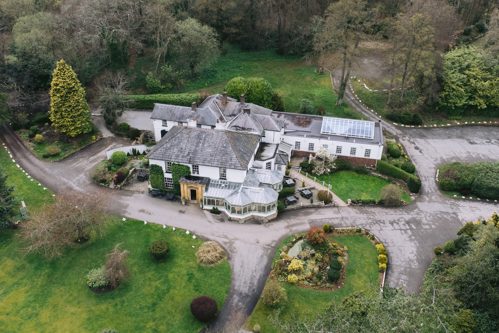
left=338, top=156, right=377, bottom=168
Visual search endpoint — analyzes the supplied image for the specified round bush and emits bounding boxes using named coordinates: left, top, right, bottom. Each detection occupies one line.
left=111, top=151, right=127, bottom=166
left=33, top=133, right=45, bottom=143
left=407, top=176, right=421, bottom=193
left=150, top=240, right=169, bottom=260
left=434, top=246, right=444, bottom=255
left=380, top=184, right=402, bottom=207
left=261, top=279, right=287, bottom=308
left=375, top=243, right=386, bottom=255
left=306, top=226, right=326, bottom=245
left=196, top=241, right=226, bottom=266
left=287, top=274, right=298, bottom=284
left=443, top=240, right=457, bottom=255
left=379, top=263, right=387, bottom=272
left=387, top=142, right=402, bottom=158
left=378, top=254, right=388, bottom=265
left=401, top=161, right=415, bottom=174
left=86, top=267, right=109, bottom=289
left=323, top=224, right=332, bottom=233
left=287, top=258, right=304, bottom=272
left=317, top=190, right=333, bottom=204
left=327, top=266, right=341, bottom=282
left=253, top=324, right=261, bottom=333
left=190, top=296, right=218, bottom=323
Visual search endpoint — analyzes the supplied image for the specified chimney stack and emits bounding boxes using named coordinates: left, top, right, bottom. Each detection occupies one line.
left=222, top=91, right=228, bottom=105
left=240, top=94, right=245, bottom=104
left=191, top=102, right=197, bottom=111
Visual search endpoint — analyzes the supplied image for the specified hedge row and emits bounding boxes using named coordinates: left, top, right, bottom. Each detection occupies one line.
left=439, top=162, right=499, bottom=200
left=376, top=160, right=421, bottom=193
left=125, top=93, right=202, bottom=109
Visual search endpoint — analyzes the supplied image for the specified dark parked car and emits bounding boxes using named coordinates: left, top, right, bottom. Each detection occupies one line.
left=283, top=178, right=295, bottom=187
left=136, top=169, right=149, bottom=181
left=299, top=189, right=313, bottom=199
left=285, top=195, right=298, bottom=205
left=149, top=187, right=177, bottom=201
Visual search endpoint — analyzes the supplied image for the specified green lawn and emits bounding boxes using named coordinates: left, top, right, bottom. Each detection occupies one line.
left=246, top=235, right=379, bottom=333
left=0, top=219, right=231, bottom=333
left=17, top=129, right=98, bottom=162
left=317, top=170, right=411, bottom=203
left=183, top=47, right=359, bottom=118
left=0, top=144, right=53, bottom=210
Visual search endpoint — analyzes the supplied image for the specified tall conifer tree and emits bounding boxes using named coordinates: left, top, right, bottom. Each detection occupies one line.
left=49, top=59, right=92, bottom=137
left=0, top=170, right=15, bottom=229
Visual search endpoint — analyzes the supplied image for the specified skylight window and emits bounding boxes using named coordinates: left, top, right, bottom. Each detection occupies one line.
left=320, top=117, right=375, bottom=139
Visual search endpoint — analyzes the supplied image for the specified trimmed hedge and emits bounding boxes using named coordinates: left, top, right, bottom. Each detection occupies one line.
left=438, top=162, right=499, bottom=200
left=278, top=186, right=295, bottom=199
left=149, top=164, right=165, bottom=191
left=376, top=160, right=411, bottom=182
left=125, top=93, right=202, bottom=109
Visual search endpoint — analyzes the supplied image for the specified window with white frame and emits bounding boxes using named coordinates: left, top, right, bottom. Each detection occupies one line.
left=364, top=149, right=371, bottom=158
left=266, top=162, right=272, bottom=170
left=165, top=178, right=173, bottom=189
left=192, top=165, right=199, bottom=175
left=295, top=141, right=301, bottom=150
left=166, top=161, right=172, bottom=173
left=350, top=147, right=357, bottom=156
left=308, top=143, right=314, bottom=151
left=336, top=146, right=342, bottom=154
left=219, top=167, right=227, bottom=180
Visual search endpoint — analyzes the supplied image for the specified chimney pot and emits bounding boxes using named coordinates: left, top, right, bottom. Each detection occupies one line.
left=222, top=91, right=228, bottom=104
left=240, top=94, right=245, bottom=104
left=191, top=102, right=197, bottom=111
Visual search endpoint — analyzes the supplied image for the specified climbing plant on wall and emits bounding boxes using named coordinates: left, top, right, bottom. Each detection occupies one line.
left=149, top=165, right=165, bottom=191
left=171, top=164, right=191, bottom=195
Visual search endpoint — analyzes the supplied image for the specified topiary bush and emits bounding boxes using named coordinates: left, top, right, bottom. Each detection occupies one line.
left=407, top=176, right=421, bottom=193
left=387, top=142, right=402, bottom=158
left=86, top=267, right=110, bottom=290
left=378, top=254, right=388, bottom=265
left=111, top=151, right=127, bottom=167
left=375, top=243, right=386, bottom=255
left=434, top=246, right=444, bottom=255
left=261, top=279, right=288, bottom=308
left=323, top=224, right=333, bottom=233
left=327, top=265, right=341, bottom=283
left=287, top=274, right=298, bottom=284
left=149, top=164, right=165, bottom=191
left=149, top=240, right=169, bottom=261
left=317, top=190, right=333, bottom=204
left=380, top=184, right=402, bottom=207
left=306, top=226, right=326, bottom=245
left=401, top=161, right=415, bottom=174
left=210, top=207, right=221, bottom=215
left=33, top=133, right=45, bottom=143
left=190, top=296, right=218, bottom=323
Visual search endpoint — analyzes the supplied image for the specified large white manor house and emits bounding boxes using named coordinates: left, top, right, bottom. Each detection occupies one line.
left=148, top=93, right=384, bottom=221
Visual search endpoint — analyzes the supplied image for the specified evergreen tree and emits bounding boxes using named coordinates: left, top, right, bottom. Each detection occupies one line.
left=0, top=170, right=15, bottom=229
left=49, top=59, right=92, bottom=138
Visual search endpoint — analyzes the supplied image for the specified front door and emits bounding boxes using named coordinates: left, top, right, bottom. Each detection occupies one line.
left=190, top=189, right=197, bottom=201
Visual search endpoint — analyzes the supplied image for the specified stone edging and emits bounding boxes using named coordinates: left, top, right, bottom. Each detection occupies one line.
left=348, top=77, right=499, bottom=129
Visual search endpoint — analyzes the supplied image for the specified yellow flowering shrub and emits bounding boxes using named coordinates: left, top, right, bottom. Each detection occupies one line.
left=287, top=259, right=304, bottom=272
left=287, top=274, right=298, bottom=284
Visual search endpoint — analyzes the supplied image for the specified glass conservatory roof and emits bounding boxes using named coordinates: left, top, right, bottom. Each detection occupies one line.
left=320, top=117, right=375, bottom=140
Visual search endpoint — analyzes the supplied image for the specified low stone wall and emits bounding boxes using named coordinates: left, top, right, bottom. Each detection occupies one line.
left=105, top=145, right=148, bottom=159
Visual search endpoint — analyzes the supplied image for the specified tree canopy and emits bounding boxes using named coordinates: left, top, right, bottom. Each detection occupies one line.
left=49, top=59, right=92, bottom=137
left=0, top=170, right=15, bottom=229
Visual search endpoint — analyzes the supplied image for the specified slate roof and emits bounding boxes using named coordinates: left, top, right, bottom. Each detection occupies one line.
left=227, top=111, right=264, bottom=134
left=225, top=186, right=278, bottom=206
left=243, top=169, right=284, bottom=187
left=148, top=126, right=261, bottom=170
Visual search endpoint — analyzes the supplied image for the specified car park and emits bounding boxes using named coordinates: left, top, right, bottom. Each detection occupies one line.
left=299, top=189, right=313, bottom=199
left=285, top=195, right=298, bottom=205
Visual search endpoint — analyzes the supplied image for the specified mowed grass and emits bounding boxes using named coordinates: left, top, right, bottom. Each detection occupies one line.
left=0, top=219, right=231, bottom=333
left=184, top=47, right=359, bottom=118
left=317, top=170, right=412, bottom=203
left=0, top=144, right=53, bottom=210
left=246, top=235, right=379, bottom=333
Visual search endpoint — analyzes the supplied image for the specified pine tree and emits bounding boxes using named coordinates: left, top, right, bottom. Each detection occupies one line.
left=49, top=59, right=92, bottom=138
left=0, top=170, right=15, bottom=229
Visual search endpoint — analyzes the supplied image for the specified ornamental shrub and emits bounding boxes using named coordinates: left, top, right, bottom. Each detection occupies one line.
left=443, top=240, right=457, bottom=255
left=379, top=263, right=387, bottom=272
left=401, top=161, right=415, bottom=174
left=261, top=279, right=288, bottom=308
left=434, top=246, right=444, bottom=255
left=376, top=160, right=411, bottom=182
left=86, top=267, right=109, bottom=289
left=457, top=222, right=478, bottom=238
left=317, top=190, right=333, bottom=204
left=253, top=324, right=261, bottom=333
left=323, top=224, right=333, bottom=233
left=149, top=164, right=165, bottom=190
left=387, top=142, right=402, bottom=158
left=306, top=226, right=326, bottom=245
left=378, top=254, right=388, bottom=265
left=300, top=160, right=314, bottom=173
left=278, top=187, right=295, bottom=199
left=277, top=200, right=285, bottom=213
left=287, top=274, right=298, bottom=284
left=327, top=266, right=341, bottom=282
left=114, top=170, right=127, bottom=185
left=210, top=207, right=221, bottom=215
left=149, top=240, right=169, bottom=260
left=111, top=151, right=127, bottom=166
left=335, top=159, right=352, bottom=171
left=33, top=133, right=45, bottom=143
left=190, top=296, right=218, bottom=322
left=299, top=98, right=315, bottom=114
left=375, top=243, right=386, bottom=255
left=407, top=176, right=421, bottom=193
left=43, top=145, right=61, bottom=157
left=287, top=258, right=304, bottom=272
left=380, top=184, right=402, bottom=207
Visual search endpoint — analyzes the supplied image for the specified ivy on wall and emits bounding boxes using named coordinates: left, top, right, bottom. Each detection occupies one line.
left=171, top=163, right=191, bottom=195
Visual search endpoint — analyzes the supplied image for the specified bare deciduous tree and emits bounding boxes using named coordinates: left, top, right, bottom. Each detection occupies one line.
left=105, top=244, right=129, bottom=289
left=21, top=192, right=107, bottom=258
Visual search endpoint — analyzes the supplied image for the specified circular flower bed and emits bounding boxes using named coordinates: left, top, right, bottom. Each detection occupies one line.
left=273, top=232, right=348, bottom=289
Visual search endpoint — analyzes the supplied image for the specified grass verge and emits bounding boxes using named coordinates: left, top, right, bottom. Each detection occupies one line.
left=246, top=235, right=379, bottom=333
left=317, top=170, right=411, bottom=203
left=0, top=218, right=231, bottom=333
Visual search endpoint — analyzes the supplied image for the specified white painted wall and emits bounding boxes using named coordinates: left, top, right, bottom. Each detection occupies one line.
left=262, top=130, right=282, bottom=144
left=281, top=134, right=383, bottom=160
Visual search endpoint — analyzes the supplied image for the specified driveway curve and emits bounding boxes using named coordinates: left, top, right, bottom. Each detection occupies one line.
left=1, top=117, right=498, bottom=332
